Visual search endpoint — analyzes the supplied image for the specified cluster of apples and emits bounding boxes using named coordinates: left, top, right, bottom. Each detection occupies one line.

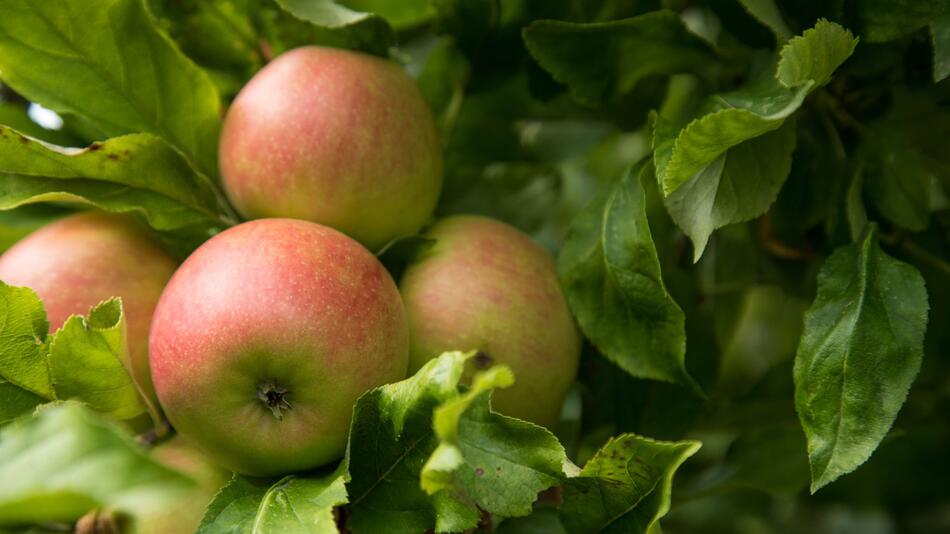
left=0, top=47, right=581, bottom=477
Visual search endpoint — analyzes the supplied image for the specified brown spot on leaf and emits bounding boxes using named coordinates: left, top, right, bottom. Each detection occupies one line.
left=106, top=153, right=120, bottom=160
left=475, top=467, right=485, bottom=476
left=87, top=142, right=103, bottom=151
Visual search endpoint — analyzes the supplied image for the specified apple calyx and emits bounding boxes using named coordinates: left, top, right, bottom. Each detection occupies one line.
left=257, top=382, right=292, bottom=420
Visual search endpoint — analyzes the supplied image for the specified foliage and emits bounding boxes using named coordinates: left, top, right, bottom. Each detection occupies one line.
left=0, top=0, right=946, bottom=532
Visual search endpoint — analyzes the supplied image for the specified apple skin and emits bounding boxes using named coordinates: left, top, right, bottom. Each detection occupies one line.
left=130, top=438, right=230, bottom=534
left=0, top=212, right=177, bottom=407
left=399, top=215, right=581, bottom=428
left=149, top=218, right=409, bottom=476
left=219, top=46, right=443, bottom=252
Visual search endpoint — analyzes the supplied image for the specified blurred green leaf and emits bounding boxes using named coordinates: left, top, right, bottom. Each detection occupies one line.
left=862, top=130, right=934, bottom=232
left=198, top=470, right=347, bottom=533
left=0, top=126, right=230, bottom=232
left=850, top=0, right=948, bottom=42
left=0, top=282, right=51, bottom=398
left=0, top=402, right=193, bottom=524
left=794, top=226, right=929, bottom=492
left=421, top=366, right=565, bottom=530
left=559, top=164, right=695, bottom=387
left=696, top=423, right=809, bottom=496
left=523, top=11, right=715, bottom=106
left=737, top=0, right=793, bottom=43
left=0, top=0, right=222, bottom=178
left=47, top=298, right=146, bottom=421
left=273, top=0, right=394, bottom=55
left=561, top=434, right=701, bottom=533
left=496, top=507, right=567, bottom=533
left=933, top=14, right=950, bottom=81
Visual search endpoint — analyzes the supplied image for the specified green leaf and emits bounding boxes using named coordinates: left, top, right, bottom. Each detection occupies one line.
left=522, top=11, right=715, bottom=106
left=560, top=434, right=701, bottom=533
left=654, top=20, right=857, bottom=197
left=0, top=126, right=229, bottom=231
left=558, top=165, right=694, bottom=387
left=421, top=366, right=565, bottom=530
left=198, top=470, right=347, bottom=534
left=345, top=351, right=469, bottom=533
left=495, top=507, right=567, bottom=534
left=777, top=19, right=861, bottom=87
left=47, top=298, right=146, bottom=421
left=0, top=402, right=193, bottom=523
left=851, top=0, right=948, bottom=42
left=663, top=115, right=797, bottom=262
left=0, top=380, right=44, bottom=425
left=933, top=14, right=950, bottom=81
left=0, top=0, right=222, bottom=178
left=697, top=423, right=809, bottom=496
left=737, top=0, right=793, bottom=43
left=794, top=226, right=929, bottom=492
left=861, top=130, right=934, bottom=232
left=196, top=475, right=272, bottom=533
left=273, top=0, right=394, bottom=55
left=0, top=282, right=51, bottom=398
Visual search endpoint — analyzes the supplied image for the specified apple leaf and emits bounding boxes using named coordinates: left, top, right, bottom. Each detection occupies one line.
left=693, top=423, right=809, bottom=497
left=522, top=11, right=715, bottom=106
left=738, top=0, right=793, bottom=43
left=661, top=117, right=797, bottom=262
left=933, top=15, right=950, bottom=82
left=345, top=351, right=468, bottom=533
left=421, top=366, right=565, bottom=530
left=558, top=164, right=695, bottom=387
left=0, top=0, right=222, bottom=179
left=0, top=282, right=51, bottom=398
left=0, top=380, right=44, bottom=425
left=654, top=19, right=857, bottom=198
left=861, top=129, right=934, bottom=232
left=198, top=469, right=347, bottom=534
left=851, top=0, right=948, bottom=42
left=0, top=126, right=230, bottom=232
left=560, top=434, right=701, bottom=533
left=47, top=298, right=147, bottom=422
left=794, top=225, right=929, bottom=492
left=0, top=402, right=193, bottom=524
left=273, top=0, right=395, bottom=56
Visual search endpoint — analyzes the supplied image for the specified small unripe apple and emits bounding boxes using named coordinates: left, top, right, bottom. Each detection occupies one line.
left=130, top=438, right=229, bottom=534
left=219, top=46, right=443, bottom=252
left=399, top=215, right=581, bottom=428
left=0, top=212, right=177, bottom=407
left=149, top=219, right=409, bottom=476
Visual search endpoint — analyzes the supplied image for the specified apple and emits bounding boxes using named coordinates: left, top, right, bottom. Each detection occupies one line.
left=0, top=211, right=177, bottom=407
left=130, top=438, right=230, bottom=534
left=399, top=215, right=581, bottom=428
left=219, top=46, right=443, bottom=252
left=149, top=218, right=409, bottom=476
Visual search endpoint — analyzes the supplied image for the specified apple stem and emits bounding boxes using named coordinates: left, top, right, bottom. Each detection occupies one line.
left=257, top=383, right=292, bottom=420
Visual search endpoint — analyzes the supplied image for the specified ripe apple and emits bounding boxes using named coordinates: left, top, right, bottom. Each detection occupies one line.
left=399, top=215, right=581, bottom=428
left=0, top=211, right=177, bottom=407
left=149, top=219, right=409, bottom=476
left=130, top=438, right=229, bottom=534
left=219, top=46, right=443, bottom=252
